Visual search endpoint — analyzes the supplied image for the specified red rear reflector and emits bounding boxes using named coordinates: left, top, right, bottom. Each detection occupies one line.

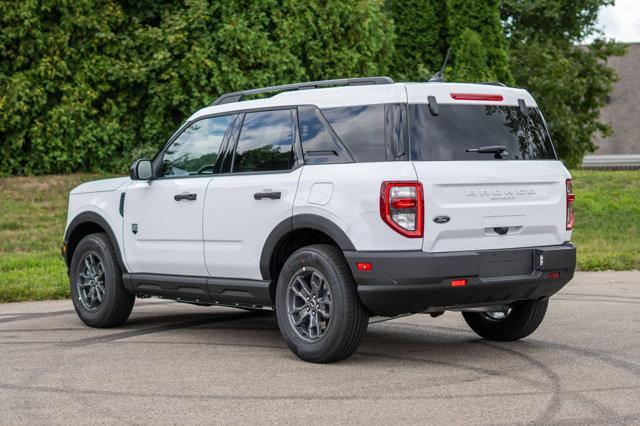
left=356, top=262, right=373, bottom=272
left=548, top=271, right=560, bottom=279
left=566, top=178, right=575, bottom=230
left=451, top=279, right=467, bottom=287
left=450, top=93, right=503, bottom=102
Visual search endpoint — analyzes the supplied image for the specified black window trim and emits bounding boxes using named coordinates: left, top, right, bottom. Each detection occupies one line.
left=319, top=103, right=407, bottom=163
left=384, top=103, right=409, bottom=161
left=151, top=112, right=239, bottom=180
left=536, top=108, right=558, bottom=159
left=298, top=105, right=354, bottom=165
left=226, top=106, right=303, bottom=176
left=151, top=105, right=316, bottom=180
left=148, top=102, right=417, bottom=181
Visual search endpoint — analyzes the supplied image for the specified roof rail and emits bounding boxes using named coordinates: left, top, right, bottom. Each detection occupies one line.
left=211, top=76, right=395, bottom=106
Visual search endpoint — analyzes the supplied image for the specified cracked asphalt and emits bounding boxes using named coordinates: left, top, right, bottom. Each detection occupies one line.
left=0, top=271, right=639, bottom=424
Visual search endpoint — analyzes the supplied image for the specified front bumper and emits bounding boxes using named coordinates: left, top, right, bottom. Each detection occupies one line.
left=344, top=243, right=576, bottom=316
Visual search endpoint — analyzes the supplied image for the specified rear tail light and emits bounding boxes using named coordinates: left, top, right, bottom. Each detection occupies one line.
left=566, top=178, right=575, bottom=230
left=380, top=181, right=424, bottom=238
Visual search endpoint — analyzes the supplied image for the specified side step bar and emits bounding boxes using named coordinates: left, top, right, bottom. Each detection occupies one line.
left=122, top=273, right=274, bottom=309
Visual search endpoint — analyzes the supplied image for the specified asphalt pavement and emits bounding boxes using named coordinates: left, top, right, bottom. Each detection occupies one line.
left=0, top=271, right=639, bottom=424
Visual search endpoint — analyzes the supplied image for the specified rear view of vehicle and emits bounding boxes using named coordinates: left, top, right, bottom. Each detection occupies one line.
left=63, top=76, right=576, bottom=364
left=348, top=82, right=576, bottom=343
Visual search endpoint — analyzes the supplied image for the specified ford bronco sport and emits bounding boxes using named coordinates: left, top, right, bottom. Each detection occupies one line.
left=63, top=77, right=576, bottom=363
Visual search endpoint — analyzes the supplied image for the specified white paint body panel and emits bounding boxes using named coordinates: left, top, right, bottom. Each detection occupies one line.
left=307, top=183, right=334, bottom=206
left=294, top=163, right=422, bottom=252
left=65, top=177, right=131, bottom=270
left=123, top=177, right=212, bottom=276
left=404, top=82, right=538, bottom=107
left=203, top=169, right=302, bottom=280
left=70, top=176, right=130, bottom=195
left=412, top=161, right=572, bottom=252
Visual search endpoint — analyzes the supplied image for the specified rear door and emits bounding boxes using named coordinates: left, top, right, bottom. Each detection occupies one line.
left=203, top=108, right=302, bottom=280
left=405, top=86, right=570, bottom=253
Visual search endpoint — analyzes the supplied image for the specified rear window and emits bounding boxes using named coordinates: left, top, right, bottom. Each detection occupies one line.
left=409, top=104, right=556, bottom=161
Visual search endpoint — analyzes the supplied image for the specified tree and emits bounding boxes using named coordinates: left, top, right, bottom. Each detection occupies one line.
left=387, top=0, right=512, bottom=83
left=501, top=0, right=626, bottom=167
left=445, top=0, right=513, bottom=84
left=387, top=0, right=446, bottom=80
left=0, top=0, right=394, bottom=175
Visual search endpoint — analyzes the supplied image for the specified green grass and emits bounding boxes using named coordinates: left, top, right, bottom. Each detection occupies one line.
left=570, top=170, right=640, bottom=271
left=0, top=174, right=112, bottom=302
left=0, top=170, right=638, bottom=303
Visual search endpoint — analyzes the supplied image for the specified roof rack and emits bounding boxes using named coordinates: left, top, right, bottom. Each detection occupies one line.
left=211, top=76, right=395, bottom=106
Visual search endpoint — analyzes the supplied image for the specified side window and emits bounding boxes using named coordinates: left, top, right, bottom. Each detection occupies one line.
left=232, top=109, right=295, bottom=173
left=160, top=115, right=235, bottom=177
left=298, top=106, right=349, bottom=165
left=321, top=105, right=386, bottom=162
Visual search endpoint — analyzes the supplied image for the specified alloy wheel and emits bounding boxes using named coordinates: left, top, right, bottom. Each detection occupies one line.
left=77, top=252, right=106, bottom=312
left=286, top=267, right=333, bottom=342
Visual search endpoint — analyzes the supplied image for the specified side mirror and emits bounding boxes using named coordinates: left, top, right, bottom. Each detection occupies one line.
left=130, top=159, right=153, bottom=181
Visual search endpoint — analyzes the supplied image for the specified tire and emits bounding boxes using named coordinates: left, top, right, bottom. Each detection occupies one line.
left=70, top=233, right=135, bottom=328
left=275, top=244, right=369, bottom=363
left=462, top=298, right=549, bottom=341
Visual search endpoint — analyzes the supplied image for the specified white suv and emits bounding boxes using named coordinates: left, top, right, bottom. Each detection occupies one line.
left=62, top=77, right=576, bottom=363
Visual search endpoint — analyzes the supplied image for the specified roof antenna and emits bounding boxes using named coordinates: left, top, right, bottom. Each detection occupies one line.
left=429, top=48, right=452, bottom=82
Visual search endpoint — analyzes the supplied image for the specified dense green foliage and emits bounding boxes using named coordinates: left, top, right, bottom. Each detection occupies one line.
left=445, top=0, right=513, bottom=84
left=390, top=0, right=624, bottom=168
left=0, top=0, right=625, bottom=174
left=387, top=0, right=512, bottom=83
left=501, top=0, right=625, bottom=167
left=386, top=0, right=446, bottom=80
left=0, top=0, right=393, bottom=175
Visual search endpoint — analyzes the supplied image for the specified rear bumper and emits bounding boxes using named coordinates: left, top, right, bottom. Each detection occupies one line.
left=344, top=243, right=576, bottom=316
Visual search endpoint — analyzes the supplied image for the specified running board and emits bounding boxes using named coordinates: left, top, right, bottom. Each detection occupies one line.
left=122, top=273, right=274, bottom=308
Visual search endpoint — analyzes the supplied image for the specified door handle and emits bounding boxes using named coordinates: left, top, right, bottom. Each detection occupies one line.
left=174, top=193, right=197, bottom=201
left=253, top=191, right=281, bottom=200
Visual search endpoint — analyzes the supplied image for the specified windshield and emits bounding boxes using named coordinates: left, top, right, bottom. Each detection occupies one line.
left=409, top=104, right=556, bottom=161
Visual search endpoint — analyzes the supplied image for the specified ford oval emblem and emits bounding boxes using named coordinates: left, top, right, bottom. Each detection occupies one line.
left=433, top=215, right=450, bottom=224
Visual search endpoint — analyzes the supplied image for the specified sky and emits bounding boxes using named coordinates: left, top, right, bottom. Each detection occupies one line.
left=588, top=0, right=640, bottom=43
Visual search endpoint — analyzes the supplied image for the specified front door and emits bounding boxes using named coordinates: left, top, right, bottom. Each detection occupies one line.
left=123, top=114, right=237, bottom=276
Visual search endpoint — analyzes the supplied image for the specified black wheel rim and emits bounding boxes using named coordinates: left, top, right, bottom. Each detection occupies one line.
left=76, top=252, right=106, bottom=312
left=286, top=267, right=333, bottom=342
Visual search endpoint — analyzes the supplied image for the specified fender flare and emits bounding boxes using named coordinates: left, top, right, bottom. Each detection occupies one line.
left=259, top=214, right=356, bottom=280
left=64, top=211, right=127, bottom=272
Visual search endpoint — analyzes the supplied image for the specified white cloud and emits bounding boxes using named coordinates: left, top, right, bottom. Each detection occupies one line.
left=590, top=0, right=640, bottom=43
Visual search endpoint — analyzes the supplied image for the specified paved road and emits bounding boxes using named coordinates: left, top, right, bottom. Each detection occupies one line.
left=1, top=271, right=639, bottom=424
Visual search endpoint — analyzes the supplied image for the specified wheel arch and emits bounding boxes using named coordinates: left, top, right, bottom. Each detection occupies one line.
left=260, top=214, right=356, bottom=284
left=64, top=212, right=127, bottom=274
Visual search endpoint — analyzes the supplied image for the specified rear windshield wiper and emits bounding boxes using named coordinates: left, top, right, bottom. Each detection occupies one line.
left=466, top=145, right=509, bottom=159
